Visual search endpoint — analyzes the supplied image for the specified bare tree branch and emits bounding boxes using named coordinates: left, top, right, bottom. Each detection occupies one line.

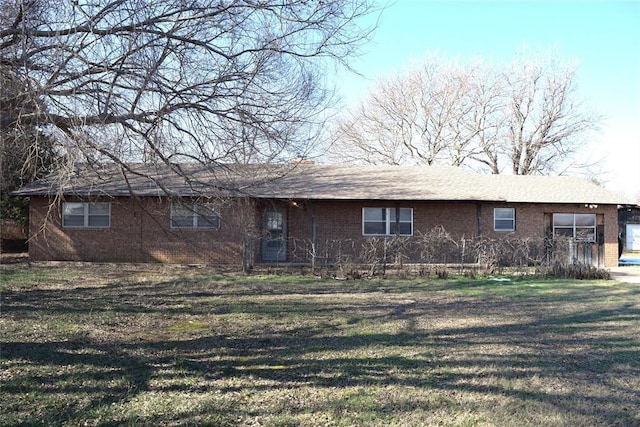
left=329, top=53, right=600, bottom=175
left=2, top=0, right=377, bottom=175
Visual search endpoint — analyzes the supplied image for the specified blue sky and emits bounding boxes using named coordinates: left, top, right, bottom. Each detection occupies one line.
left=332, top=0, right=640, bottom=199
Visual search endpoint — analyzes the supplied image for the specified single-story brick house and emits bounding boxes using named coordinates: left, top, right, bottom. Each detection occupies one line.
left=12, top=163, right=632, bottom=268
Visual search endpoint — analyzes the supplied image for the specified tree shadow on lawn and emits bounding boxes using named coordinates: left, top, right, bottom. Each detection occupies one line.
left=1, top=340, right=153, bottom=425
left=2, top=275, right=631, bottom=318
left=0, top=276, right=401, bottom=317
left=2, top=275, right=639, bottom=425
left=3, top=307, right=639, bottom=425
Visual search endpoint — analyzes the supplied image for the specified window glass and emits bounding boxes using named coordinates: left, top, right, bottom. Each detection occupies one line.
left=172, top=216, right=193, bottom=228
left=197, top=215, right=219, bottom=228
left=575, top=228, right=595, bottom=241
left=64, top=203, right=85, bottom=216
left=364, top=222, right=386, bottom=235
left=392, top=222, right=413, bottom=236
left=172, top=202, right=220, bottom=229
left=63, top=202, right=110, bottom=228
left=363, top=208, right=386, bottom=236
left=495, top=219, right=513, bottom=231
left=575, top=214, right=595, bottom=227
left=172, top=204, right=193, bottom=228
left=88, top=215, right=110, bottom=227
left=553, top=213, right=596, bottom=242
left=494, top=208, right=515, bottom=231
left=495, top=208, right=513, bottom=220
left=364, top=208, right=385, bottom=221
left=266, top=211, right=283, bottom=230
left=64, top=215, right=85, bottom=227
left=363, top=207, right=412, bottom=236
left=88, top=203, right=110, bottom=227
left=399, top=208, right=412, bottom=222
left=555, top=228, right=574, bottom=238
left=553, top=213, right=574, bottom=227
left=88, top=203, right=110, bottom=215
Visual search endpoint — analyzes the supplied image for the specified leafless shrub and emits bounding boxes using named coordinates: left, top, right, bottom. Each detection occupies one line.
left=265, top=230, right=604, bottom=278
left=415, top=226, right=460, bottom=264
left=541, top=262, right=610, bottom=280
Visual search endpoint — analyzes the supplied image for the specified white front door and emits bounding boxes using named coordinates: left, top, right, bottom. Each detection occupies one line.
left=628, top=224, right=640, bottom=251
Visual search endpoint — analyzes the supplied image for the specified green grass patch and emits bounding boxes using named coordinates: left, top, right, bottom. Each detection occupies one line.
left=1, top=263, right=639, bottom=426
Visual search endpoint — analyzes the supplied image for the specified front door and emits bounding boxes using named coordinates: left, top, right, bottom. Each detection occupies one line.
left=262, top=207, right=287, bottom=262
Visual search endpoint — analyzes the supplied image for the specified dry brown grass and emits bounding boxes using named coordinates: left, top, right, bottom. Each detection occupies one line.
left=1, top=262, right=639, bottom=426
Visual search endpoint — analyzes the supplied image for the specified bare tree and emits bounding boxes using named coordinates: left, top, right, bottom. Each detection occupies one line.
left=1, top=0, right=376, bottom=174
left=330, top=58, right=479, bottom=166
left=329, top=53, right=599, bottom=175
left=1, top=67, right=59, bottom=226
left=501, top=57, right=596, bottom=175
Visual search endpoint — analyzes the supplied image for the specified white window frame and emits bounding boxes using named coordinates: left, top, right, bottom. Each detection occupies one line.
left=62, top=202, right=111, bottom=228
left=494, top=208, right=515, bottom=232
left=362, top=207, right=413, bottom=237
left=171, top=202, right=220, bottom=229
left=552, top=213, right=596, bottom=242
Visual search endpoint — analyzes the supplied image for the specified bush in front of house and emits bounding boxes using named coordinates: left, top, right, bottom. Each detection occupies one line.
left=284, top=227, right=610, bottom=279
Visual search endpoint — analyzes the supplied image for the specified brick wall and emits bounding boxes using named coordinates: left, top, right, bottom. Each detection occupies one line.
left=478, top=202, right=619, bottom=267
left=28, top=196, right=256, bottom=265
left=28, top=197, right=621, bottom=267
left=287, top=201, right=619, bottom=267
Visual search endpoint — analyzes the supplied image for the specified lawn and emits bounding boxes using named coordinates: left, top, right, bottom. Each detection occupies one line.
left=1, top=263, right=639, bottom=426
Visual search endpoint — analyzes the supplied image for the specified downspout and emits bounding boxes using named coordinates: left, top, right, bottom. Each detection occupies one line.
left=476, top=203, right=482, bottom=237
left=311, top=202, right=317, bottom=273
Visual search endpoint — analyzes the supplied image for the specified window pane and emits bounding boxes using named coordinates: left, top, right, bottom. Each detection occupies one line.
left=495, top=219, right=514, bottom=231
left=197, top=215, right=219, bottom=228
left=392, top=222, right=412, bottom=236
left=553, top=214, right=574, bottom=227
left=88, top=215, right=109, bottom=227
left=554, top=228, right=574, bottom=238
left=575, top=214, right=595, bottom=227
left=64, top=215, right=85, bottom=227
left=399, top=208, right=412, bottom=222
left=88, top=203, right=110, bottom=215
left=172, top=216, right=193, bottom=228
left=63, top=203, right=85, bottom=216
left=495, top=208, right=514, bottom=220
left=575, top=227, right=595, bottom=241
left=363, top=208, right=385, bottom=221
left=266, top=212, right=283, bottom=230
left=195, top=205, right=219, bottom=229
left=172, top=203, right=194, bottom=227
left=364, top=222, right=386, bottom=235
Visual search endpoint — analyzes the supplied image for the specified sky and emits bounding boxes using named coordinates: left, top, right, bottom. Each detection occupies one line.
left=329, top=0, right=640, bottom=200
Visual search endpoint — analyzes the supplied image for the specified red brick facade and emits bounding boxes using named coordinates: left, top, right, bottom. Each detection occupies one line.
left=27, top=197, right=620, bottom=267
left=28, top=197, right=257, bottom=265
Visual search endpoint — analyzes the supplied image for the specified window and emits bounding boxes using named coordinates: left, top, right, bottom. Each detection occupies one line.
left=363, top=207, right=413, bottom=236
left=553, top=213, right=596, bottom=242
left=63, top=202, right=110, bottom=228
left=494, top=208, right=515, bottom=232
left=171, top=202, right=220, bottom=229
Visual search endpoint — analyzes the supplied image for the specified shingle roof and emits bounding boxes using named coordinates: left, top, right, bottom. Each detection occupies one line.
left=11, top=163, right=632, bottom=205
